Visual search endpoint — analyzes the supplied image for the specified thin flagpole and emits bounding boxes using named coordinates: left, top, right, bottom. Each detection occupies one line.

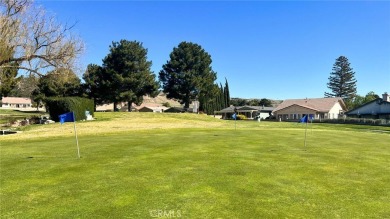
left=235, top=116, right=236, bottom=130
left=311, top=116, right=313, bottom=134
left=304, top=116, right=308, bottom=148
left=73, top=112, right=80, bottom=158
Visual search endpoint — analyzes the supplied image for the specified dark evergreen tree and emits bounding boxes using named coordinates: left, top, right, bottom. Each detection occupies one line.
left=34, top=69, right=80, bottom=97
left=325, top=56, right=357, bottom=99
left=219, top=83, right=225, bottom=109
left=102, top=40, right=159, bottom=111
left=32, top=68, right=81, bottom=98
left=32, top=68, right=81, bottom=109
left=82, top=64, right=110, bottom=110
left=224, top=78, right=230, bottom=107
left=159, top=41, right=217, bottom=108
left=0, top=62, right=19, bottom=99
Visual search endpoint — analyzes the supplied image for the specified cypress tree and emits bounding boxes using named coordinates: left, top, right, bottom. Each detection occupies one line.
left=219, top=83, right=225, bottom=110
left=224, top=78, right=230, bottom=107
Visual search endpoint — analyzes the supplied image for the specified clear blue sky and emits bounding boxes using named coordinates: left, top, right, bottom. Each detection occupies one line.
left=38, top=0, right=390, bottom=100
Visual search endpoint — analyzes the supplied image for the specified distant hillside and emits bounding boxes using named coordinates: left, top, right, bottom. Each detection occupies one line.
left=230, top=97, right=282, bottom=107
left=141, top=92, right=182, bottom=107
left=96, top=92, right=183, bottom=111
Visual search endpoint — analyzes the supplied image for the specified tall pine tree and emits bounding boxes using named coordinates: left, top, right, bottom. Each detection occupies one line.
left=0, top=62, right=19, bottom=99
left=103, top=40, right=159, bottom=111
left=325, top=56, right=357, bottom=99
left=159, top=41, right=217, bottom=109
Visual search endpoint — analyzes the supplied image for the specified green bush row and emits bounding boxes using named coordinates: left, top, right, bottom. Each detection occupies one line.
left=45, top=97, right=94, bottom=122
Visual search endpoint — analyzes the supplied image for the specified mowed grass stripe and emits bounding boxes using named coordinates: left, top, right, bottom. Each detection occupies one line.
left=1, top=114, right=390, bottom=218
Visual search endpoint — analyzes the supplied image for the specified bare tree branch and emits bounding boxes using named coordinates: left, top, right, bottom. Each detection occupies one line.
left=0, top=0, right=84, bottom=76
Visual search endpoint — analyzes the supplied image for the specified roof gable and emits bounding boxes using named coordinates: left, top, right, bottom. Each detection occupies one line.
left=273, top=97, right=345, bottom=113
left=282, top=104, right=319, bottom=112
left=218, top=106, right=237, bottom=113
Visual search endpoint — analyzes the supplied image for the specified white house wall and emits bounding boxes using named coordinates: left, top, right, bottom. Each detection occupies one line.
left=258, top=112, right=270, bottom=119
left=328, top=102, right=344, bottom=119
left=274, top=105, right=317, bottom=120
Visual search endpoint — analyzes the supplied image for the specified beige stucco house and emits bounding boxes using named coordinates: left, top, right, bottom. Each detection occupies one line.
left=272, top=97, right=347, bottom=121
left=1, top=97, right=32, bottom=108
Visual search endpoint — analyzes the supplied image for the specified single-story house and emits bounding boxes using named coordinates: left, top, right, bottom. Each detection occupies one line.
left=238, top=106, right=274, bottom=119
left=272, top=97, right=347, bottom=121
left=215, top=106, right=236, bottom=119
left=1, top=97, right=32, bottom=108
left=215, top=105, right=275, bottom=119
left=346, top=93, right=390, bottom=119
left=138, top=106, right=168, bottom=113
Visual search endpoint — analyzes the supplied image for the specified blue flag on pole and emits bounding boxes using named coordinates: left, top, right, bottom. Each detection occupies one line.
left=59, top=112, right=75, bottom=124
left=232, top=113, right=237, bottom=120
left=299, top=115, right=308, bottom=123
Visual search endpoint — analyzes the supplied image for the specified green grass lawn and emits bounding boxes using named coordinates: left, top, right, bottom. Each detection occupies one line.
left=1, top=113, right=389, bottom=218
left=0, top=109, right=45, bottom=127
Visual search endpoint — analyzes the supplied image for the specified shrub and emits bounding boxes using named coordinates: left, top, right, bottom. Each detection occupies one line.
left=237, top=114, right=247, bottom=120
left=45, top=97, right=94, bottom=122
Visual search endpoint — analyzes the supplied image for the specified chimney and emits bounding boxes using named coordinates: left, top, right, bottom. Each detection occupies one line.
left=383, top=92, right=390, bottom=102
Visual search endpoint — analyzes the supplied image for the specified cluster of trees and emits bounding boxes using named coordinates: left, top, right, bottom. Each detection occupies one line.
left=1, top=1, right=383, bottom=113
left=84, top=40, right=230, bottom=113
left=159, top=42, right=230, bottom=114
left=200, top=79, right=230, bottom=114
left=2, top=36, right=230, bottom=114
left=230, top=98, right=273, bottom=107
left=344, top=91, right=380, bottom=110
left=5, top=39, right=231, bottom=114
left=83, top=40, right=159, bottom=111
left=1, top=1, right=230, bottom=113
left=324, top=56, right=380, bottom=110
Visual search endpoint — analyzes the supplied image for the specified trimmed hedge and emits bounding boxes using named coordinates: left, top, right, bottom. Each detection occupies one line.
left=45, top=97, right=94, bottom=122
